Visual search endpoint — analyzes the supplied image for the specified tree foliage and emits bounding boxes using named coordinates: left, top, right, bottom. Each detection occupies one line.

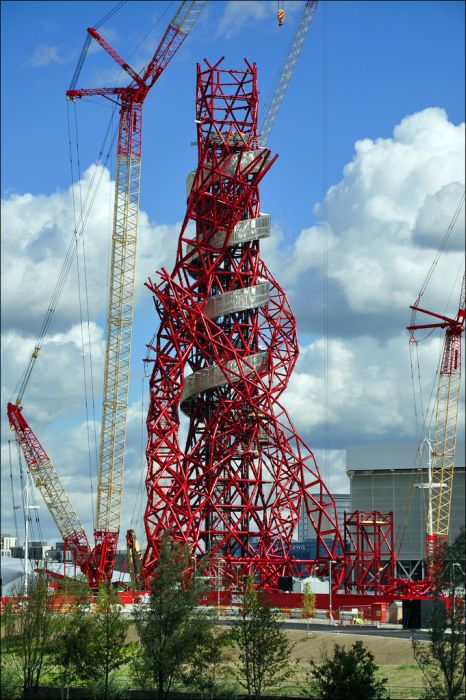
left=302, top=581, right=316, bottom=636
left=132, top=534, right=220, bottom=700
left=50, top=582, right=129, bottom=700
left=231, top=579, right=295, bottom=699
left=302, top=582, right=316, bottom=618
left=181, top=627, right=234, bottom=699
left=1, top=574, right=56, bottom=699
left=307, top=640, right=387, bottom=700
left=51, top=599, right=94, bottom=699
left=412, top=528, right=465, bottom=700
left=83, top=586, right=130, bottom=698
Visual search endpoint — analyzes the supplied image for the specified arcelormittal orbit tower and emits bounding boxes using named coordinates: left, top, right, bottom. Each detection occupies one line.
left=143, top=59, right=343, bottom=589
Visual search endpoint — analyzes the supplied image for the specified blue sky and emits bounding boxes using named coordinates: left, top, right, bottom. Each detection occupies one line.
left=1, top=0, right=465, bottom=546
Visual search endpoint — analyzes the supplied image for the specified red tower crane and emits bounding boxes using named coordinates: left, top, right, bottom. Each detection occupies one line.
left=8, top=1, right=205, bottom=588
left=7, top=402, right=98, bottom=586
left=66, top=0, right=206, bottom=583
left=407, top=274, right=465, bottom=574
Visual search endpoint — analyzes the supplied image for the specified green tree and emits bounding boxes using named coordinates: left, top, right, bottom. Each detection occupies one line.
left=231, top=579, right=295, bottom=699
left=51, top=599, right=93, bottom=700
left=50, top=583, right=129, bottom=700
left=307, top=640, right=387, bottom=700
left=1, top=574, right=56, bottom=699
left=302, top=582, right=316, bottom=636
left=82, top=586, right=130, bottom=699
left=412, top=528, right=465, bottom=700
left=131, top=534, right=219, bottom=700
left=181, top=627, right=234, bottom=699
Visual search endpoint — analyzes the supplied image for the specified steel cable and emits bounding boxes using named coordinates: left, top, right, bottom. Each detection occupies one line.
left=11, top=106, right=118, bottom=405
left=68, top=104, right=96, bottom=529
left=8, top=436, right=20, bottom=544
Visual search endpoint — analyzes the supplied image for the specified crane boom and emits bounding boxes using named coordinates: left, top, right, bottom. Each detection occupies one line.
left=67, top=0, right=206, bottom=582
left=143, top=0, right=206, bottom=87
left=93, top=95, right=142, bottom=574
left=259, top=0, right=318, bottom=146
left=7, top=402, right=98, bottom=585
left=6, top=1, right=206, bottom=591
left=408, top=273, right=465, bottom=569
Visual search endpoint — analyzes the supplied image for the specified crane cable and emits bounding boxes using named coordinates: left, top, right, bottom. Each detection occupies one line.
left=16, top=440, right=46, bottom=570
left=13, top=0, right=131, bottom=411
left=396, top=332, right=449, bottom=558
left=11, top=111, right=119, bottom=407
left=8, top=436, right=20, bottom=544
left=69, top=1, right=129, bottom=93
left=397, top=191, right=465, bottom=557
left=399, top=280, right=457, bottom=556
left=407, top=192, right=464, bottom=464
left=94, top=0, right=128, bottom=30
left=67, top=102, right=97, bottom=529
left=322, top=0, right=329, bottom=485
left=410, top=190, right=465, bottom=322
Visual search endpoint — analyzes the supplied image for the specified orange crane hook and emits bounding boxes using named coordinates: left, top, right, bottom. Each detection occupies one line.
left=277, top=1, right=285, bottom=27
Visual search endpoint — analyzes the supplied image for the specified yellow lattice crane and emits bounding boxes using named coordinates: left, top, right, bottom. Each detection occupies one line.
left=408, top=273, right=465, bottom=574
left=66, top=0, right=206, bottom=582
left=8, top=1, right=206, bottom=588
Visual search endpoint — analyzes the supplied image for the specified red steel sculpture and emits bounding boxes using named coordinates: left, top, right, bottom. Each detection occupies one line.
left=143, top=59, right=343, bottom=589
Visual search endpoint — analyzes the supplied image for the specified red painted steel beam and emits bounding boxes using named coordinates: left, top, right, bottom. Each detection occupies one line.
left=142, top=60, right=344, bottom=591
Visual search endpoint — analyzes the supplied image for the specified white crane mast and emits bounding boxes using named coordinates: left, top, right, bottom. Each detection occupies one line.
left=260, top=0, right=318, bottom=146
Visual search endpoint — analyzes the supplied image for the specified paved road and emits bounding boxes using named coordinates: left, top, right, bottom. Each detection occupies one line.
left=281, top=621, right=432, bottom=641
left=217, top=618, right=432, bottom=641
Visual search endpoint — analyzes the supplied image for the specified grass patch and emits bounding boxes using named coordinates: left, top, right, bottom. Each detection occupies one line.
left=375, top=665, right=425, bottom=700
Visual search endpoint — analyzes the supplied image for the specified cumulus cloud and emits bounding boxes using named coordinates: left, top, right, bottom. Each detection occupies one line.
left=218, top=0, right=302, bottom=38
left=1, top=164, right=178, bottom=335
left=263, top=107, right=464, bottom=337
left=1, top=166, right=180, bottom=542
left=28, top=43, right=64, bottom=67
left=2, top=107, right=464, bottom=546
left=268, top=107, right=465, bottom=490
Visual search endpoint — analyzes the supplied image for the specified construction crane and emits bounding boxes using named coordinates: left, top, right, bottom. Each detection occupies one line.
left=7, top=401, right=99, bottom=585
left=260, top=0, right=318, bottom=146
left=8, top=0, right=206, bottom=588
left=66, top=0, right=206, bottom=583
left=407, top=273, right=465, bottom=575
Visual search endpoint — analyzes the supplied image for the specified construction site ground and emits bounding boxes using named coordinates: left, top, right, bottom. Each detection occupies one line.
left=126, top=623, right=427, bottom=698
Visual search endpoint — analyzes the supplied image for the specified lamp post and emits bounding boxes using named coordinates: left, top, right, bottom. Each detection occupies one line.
left=24, top=505, right=39, bottom=597
left=23, top=468, right=39, bottom=597
left=451, top=562, right=465, bottom=624
left=215, top=555, right=222, bottom=617
left=329, top=560, right=336, bottom=625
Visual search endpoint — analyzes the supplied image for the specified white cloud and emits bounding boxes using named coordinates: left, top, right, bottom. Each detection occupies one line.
left=1, top=164, right=178, bottom=334
left=262, top=107, right=465, bottom=483
left=263, top=107, right=464, bottom=331
left=2, top=323, right=105, bottom=425
left=217, top=0, right=302, bottom=38
left=218, top=1, right=271, bottom=38
left=1, top=166, right=179, bottom=543
left=283, top=333, right=462, bottom=445
left=2, top=107, right=464, bottom=547
left=413, top=182, right=465, bottom=250
left=28, top=43, right=64, bottom=67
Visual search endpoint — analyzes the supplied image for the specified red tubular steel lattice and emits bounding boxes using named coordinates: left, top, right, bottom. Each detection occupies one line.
left=142, top=59, right=343, bottom=589
left=344, top=511, right=397, bottom=594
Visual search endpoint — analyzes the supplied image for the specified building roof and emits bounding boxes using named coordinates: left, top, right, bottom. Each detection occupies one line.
left=346, top=442, right=465, bottom=472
